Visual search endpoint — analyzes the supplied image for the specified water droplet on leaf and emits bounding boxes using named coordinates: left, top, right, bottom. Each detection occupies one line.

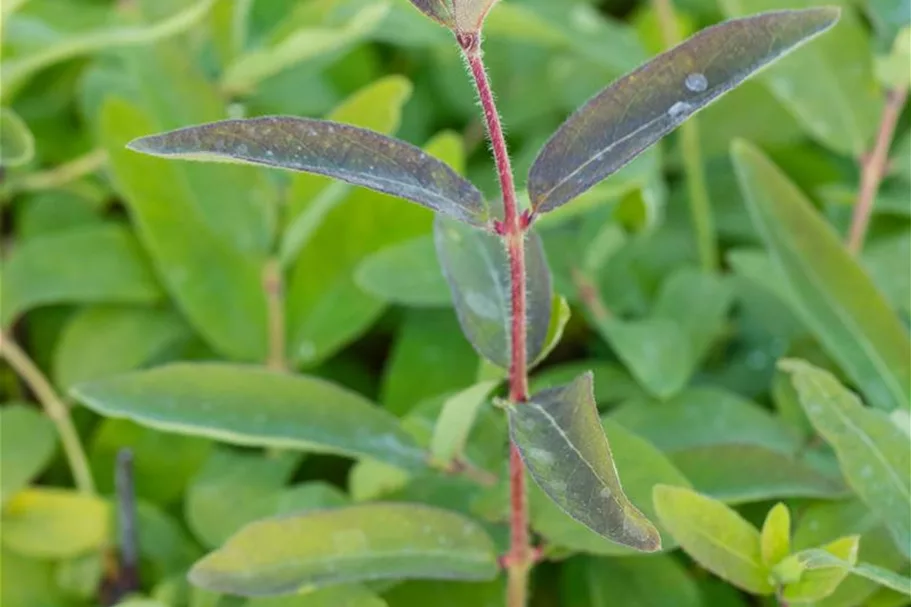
left=685, top=72, right=708, bottom=92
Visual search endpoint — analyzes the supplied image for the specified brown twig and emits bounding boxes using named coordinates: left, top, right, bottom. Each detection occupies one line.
left=847, top=88, right=908, bottom=254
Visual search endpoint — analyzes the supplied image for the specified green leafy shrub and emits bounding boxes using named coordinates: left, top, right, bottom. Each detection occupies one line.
left=1, top=1, right=909, bottom=606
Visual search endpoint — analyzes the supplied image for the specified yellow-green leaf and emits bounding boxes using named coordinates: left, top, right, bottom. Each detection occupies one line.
left=1, top=488, right=109, bottom=558
left=761, top=502, right=792, bottom=567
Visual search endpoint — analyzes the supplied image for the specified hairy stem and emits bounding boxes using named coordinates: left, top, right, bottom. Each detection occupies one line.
left=459, top=32, right=532, bottom=607
left=847, top=87, right=908, bottom=254
left=653, top=0, right=718, bottom=271
left=0, top=333, right=96, bottom=494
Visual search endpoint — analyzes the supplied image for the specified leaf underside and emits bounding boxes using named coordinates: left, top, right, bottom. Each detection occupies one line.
left=528, top=8, right=839, bottom=213
left=128, top=116, right=489, bottom=227
left=508, top=372, right=661, bottom=551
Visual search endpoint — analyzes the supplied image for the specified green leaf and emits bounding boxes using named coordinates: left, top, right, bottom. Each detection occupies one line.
left=721, top=0, right=880, bottom=156
left=611, top=387, right=801, bottom=455
left=527, top=8, right=838, bottom=214
left=72, top=363, right=426, bottom=470
left=382, top=579, right=503, bottom=607
left=594, top=316, right=692, bottom=400
left=781, top=359, right=911, bottom=559
left=221, top=3, right=389, bottom=94
left=186, top=448, right=303, bottom=548
left=509, top=372, right=661, bottom=551
left=246, top=585, right=388, bottom=607
left=849, top=562, right=911, bottom=597
left=0, top=405, right=56, bottom=504
left=129, top=117, right=488, bottom=228
left=189, top=503, right=498, bottom=596
left=90, top=419, right=211, bottom=507
left=102, top=97, right=270, bottom=361
left=1, top=488, right=109, bottom=559
left=406, top=0, right=456, bottom=29
left=381, top=310, right=480, bottom=416
left=434, top=217, right=553, bottom=368
left=778, top=536, right=860, bottom=602
left=0, top=107, right=34, bottom=167
left=732, top=141, right=911, bottom=412
left=430, top=381, right=499, bottom=467
left=354, top=236, right=451, bottom=307
left=761, top=503, right=792, bottom=567
left=53, top=305, right=190, bottom=391
left=0, top=224, right=162, bottom=327
left=652, top=484, right=774, bottom=595
left=561, top=554, right=702, bottom=607
left=1, top=548, right=65, bottom=607
left=532, top=295, right=571, bottom=368
left=0, top=0, right=217, bottom=100
left=670, top=444, right=846, bottom=504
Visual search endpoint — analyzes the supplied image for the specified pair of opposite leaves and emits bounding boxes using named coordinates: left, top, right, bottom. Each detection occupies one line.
left=127, top=5, right=840, bottom=551
left=129, top=7, right=840, bottom=232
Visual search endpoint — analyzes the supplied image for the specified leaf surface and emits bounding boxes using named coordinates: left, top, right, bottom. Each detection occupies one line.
left=528, top=8, right=838, bottom=213
left=189, top=503, right=498, bottom=596
left=510, top=372, right=661, bottom=551
left=129, top=117, right=488, bottom=227
left=72, top=363, right=426, bottom=470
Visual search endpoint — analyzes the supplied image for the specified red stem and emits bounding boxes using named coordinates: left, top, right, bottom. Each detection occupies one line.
left=459, top=32, right=531, bottom=607
left=847, top=87, right=908, bottom=254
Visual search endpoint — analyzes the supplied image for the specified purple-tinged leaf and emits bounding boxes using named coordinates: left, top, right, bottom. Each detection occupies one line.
left=509, top=372, right=662, bottom=552
left=408, top=0, right=456, bottom=28
left=128, top=117, right=488, bottom=227
left=407, top=0, right=498, bottom=33
left=434, top=216, right=552, bottom=368
left=528, top=8, right=839, bottom=214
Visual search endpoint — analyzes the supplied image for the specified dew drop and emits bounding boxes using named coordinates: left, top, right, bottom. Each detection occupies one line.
left=685, top=72, right=708, bottom=92
left=667, top=101, right=692, bottom=119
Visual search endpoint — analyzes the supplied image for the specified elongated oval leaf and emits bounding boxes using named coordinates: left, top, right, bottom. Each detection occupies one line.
left=408, top=0, right=456, bottom=28
left=434, top=216, right=552, bottom=367
left=354, top=236, right=451, bottom=307
left=528, top=8, right=839, bottom=213
left=761, top=503, right=792, bottom=567
left=71, top=363, right=426, bottom=470
left=781, top=359, right=911, bottom=559
left=189, top=503, right=498, bottom=596
left=0, top=224, right=163, bottom=327
left=2, top=489, right=110, bottom=559
left=128, top=117, right=488, bottom=227
left=509, top=372, right=661, bottom=551
left=653, top=485, right=774, bottom=595
left=430, top=380, right=499, bottom=467
left=732, top=141, right=911, bottom=411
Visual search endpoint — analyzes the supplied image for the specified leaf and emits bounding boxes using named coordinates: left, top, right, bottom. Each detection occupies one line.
left=610, top=387, right=802, bottom=455
left=509, top=372, right=661, bottom=551
left=761, top=503, right=792, bottom=567
left=0, top=224, right=163, bottom=327
left=671, top=444, right=846, bottom=504
left=246, top=585, right=388, bottom=607
left=849, top=562, right=911, bottom=597
left=594, top=316, right=692, bottom=400
left=128, top=117, right=488, bottom=228
left=1, top=488, right=109, bottom=559
left=0, top=107, right=34, bottom=167
left=533, top=295, right=571, bottom=368
left=354, top=236, right=451, bottom=307
left=0, top=0, right=217, bottom=100
left=430, top=381, right=499, bottom=467
left=0, top=405, right=56, bottom=504
left=1, top=548, right=65, bottom=607
left=407, top=0, right=456, bottom=28
left=102, top=97, right=270, bottom=361
left=53, top=305, right=190, bottom=391
left=381, top=310, right=480, bottom=416
left=189, top=503, right=498, bottom=596
left=527, top=8, right=839, bottom=214
left=721, top=0, right=880, bottom=156
left=90, top=419, right=211, bottom=507
left=221, top=3, right=389, bottom=93
left=382, top=579, right=504, bottom=607
left=435, top=216, right=553, bottom=368
left=732, top=141, right=911, bottom=412
left=185, top=448, right=303, bottom=548
left=781, top=359, right=911, bottom=559
left=561, top=554, right=702, bottom=607
left=72, top=363, right=426, bottom=470
left=778, top=536, right=860, bottom=602
left=652, top=485, right=774, bottom=595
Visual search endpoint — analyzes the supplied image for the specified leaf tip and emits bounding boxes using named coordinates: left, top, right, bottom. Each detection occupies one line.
left=125, top=135, right=161, bottom=156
